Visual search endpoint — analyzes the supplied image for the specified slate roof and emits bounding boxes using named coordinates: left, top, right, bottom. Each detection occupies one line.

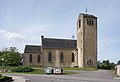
left=117, top=60, right=120, bottom=65
left=24, top=45, right=41, bottom=53
left=80, top=13, right=97, bottom=18
left=42, top=38, right=77, bottom=49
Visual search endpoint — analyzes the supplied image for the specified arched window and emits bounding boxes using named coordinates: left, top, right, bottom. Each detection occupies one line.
left=87, top=59, right=93, bottom=65
left=92, top=20, right=94, bottom=25
left=71, top=53, right=74, bottom=62
left=48, top=52, right=52, bottom=62
left=38, top=55, right=41, bottom=63
left=60, top=52, right=64, bottom=63
left=29, top=54, right=32, bottom=63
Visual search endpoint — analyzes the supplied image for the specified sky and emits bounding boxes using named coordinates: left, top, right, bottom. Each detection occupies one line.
left=0, top=0, right=120, bottom=63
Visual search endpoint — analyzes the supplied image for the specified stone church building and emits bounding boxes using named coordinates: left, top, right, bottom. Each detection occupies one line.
left=23, top=13, right=97, bottom=68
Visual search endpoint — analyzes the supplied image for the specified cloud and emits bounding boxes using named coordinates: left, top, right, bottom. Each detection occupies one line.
left=0, top=29, right=27, bottom=52
left=0, top=23, right=51, bottom=52
left=16, top=24, right=51, bottom=34
left=0, top=29, right=26, bottom=41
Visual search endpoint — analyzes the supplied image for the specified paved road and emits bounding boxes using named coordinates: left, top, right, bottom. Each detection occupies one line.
left=3, top=70, right=120, bottom=82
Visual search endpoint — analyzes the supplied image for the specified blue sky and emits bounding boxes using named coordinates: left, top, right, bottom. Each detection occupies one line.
left=0, top=0, right=120, bottom=63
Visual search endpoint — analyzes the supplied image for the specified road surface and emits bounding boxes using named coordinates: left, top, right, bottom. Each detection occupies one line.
left=3, top=70, right=120, bottom=82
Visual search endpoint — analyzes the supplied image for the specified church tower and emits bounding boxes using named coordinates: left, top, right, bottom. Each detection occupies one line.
left=77, top=13, right=97, bottom=68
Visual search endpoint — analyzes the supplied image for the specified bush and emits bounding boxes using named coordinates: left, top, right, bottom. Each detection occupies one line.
left=12, top=66, right=33, bottom=72
left=97, top=60, right=115, bottom=70
left=0, top=76, right=12, bottom=82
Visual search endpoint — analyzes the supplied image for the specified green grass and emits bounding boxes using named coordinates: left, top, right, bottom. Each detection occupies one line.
left=64, top=67, right=96, bottom=71
left=26, top=68, right=79, bottom=74
left=26, top=68, right=44, bottom=74
left=3, top=68, right=79, bottom=75
left=63, top=71, right=79, bottom=74
left=2, top=66, right=96, bottom=75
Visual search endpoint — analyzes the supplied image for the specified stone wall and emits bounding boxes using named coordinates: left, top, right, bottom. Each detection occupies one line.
left=23, top=52, right=42, bottom=67
left=117, top=65, right=120, bottom=76
left=42, top=48, right=77, bottom=68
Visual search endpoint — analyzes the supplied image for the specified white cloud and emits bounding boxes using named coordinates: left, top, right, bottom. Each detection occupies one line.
left=0, top=23, right=51, bottom=52
left=0, top=29, right=26, bottom=41
left=0, top=29, right=27, bottom=52
left=16, top=24, right=51, bottom=34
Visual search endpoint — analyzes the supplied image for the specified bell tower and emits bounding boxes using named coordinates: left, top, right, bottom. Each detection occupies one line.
left=77, top=13, right=97, bottom=68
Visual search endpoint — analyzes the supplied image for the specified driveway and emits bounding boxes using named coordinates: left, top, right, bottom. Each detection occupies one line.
left=3, top=70, right=120, bottom=82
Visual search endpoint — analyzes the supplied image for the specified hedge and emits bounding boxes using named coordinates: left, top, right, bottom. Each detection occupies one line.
left=12, top=66, right=33, bottom=72
left=0, top=76, right=12, bottom=82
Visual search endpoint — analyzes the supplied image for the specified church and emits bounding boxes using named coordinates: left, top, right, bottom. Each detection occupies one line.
left=23, top=13, right=97, bottom=68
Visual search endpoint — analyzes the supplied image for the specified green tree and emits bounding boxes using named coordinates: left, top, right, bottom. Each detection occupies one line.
left=0, top=47, right=22, bottom=66
left=97, top=60, right=115, bottom=70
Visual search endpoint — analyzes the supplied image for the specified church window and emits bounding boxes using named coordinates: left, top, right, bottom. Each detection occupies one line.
left=60, top=52, right=64, bottom=63
left=81, top=48, right=82, bottom=51
left=29, top=54, right=32, bottom=63
left=87, top=19, right=94, bottom=25
left=87, top=59, right=93, bottom=65
left=71, top=53, right=75, bottom=62
left=37, top=55, right=41, bottom=63
left=87, top=19, right=90, bottom=25
left=79, top=19, right=81, bottom=28
left=48, top=52, right=52, bottom=62
left=92, top=20, right=94, bottom=25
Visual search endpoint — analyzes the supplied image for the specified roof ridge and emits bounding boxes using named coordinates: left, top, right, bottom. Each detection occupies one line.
left=43, top=38, right=77, bottom=41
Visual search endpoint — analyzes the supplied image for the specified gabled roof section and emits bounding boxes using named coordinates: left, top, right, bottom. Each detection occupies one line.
left=24, top=45, right=41, bottom=53
left=42, top=38, right=77, bottom=49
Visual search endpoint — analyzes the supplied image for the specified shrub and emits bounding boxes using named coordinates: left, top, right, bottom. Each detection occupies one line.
left=12, top=66, right=33, bottom=72
left=0, top=76, right=12, bottom=81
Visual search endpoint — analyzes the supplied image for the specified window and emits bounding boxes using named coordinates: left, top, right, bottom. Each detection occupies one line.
left=48, top=52, right=52, bottom=62
left=71, top=53, right=75, bottom=62
left=92, top=20, right=94, bottom=25
left=60, top=52, right=64, bottom=63
left=87, top=19, right=94, bottom=25
left=81, top=48, right=82, bottom=51
left=79, top=19, right=81, bottom=28
left=87, top=59, right=93, bottom=65
left=37, top=55, right=41, bottom=63
left=29, top=54, right=32, bottom=63
left=81, top=40, right=82, bottom=43
left=87, top=19, right=90, bottom=25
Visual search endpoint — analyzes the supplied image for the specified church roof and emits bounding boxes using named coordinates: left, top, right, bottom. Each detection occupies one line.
left=42, top=38, right=77, bottom=49
left=80, top=13, right=97, bottom=18
left=24, top=45, right=41, bottom=53
left=117, top=60, right=120, bottom=65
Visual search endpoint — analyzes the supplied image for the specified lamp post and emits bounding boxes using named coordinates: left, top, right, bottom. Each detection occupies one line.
left=1, top=58, right=4, bottom=72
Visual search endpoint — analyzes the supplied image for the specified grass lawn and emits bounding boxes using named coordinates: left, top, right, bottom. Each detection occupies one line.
left=2, top=66, right=95, bottom=74
left=25, top=67, right=95, bottom=74
left=3, top=68, right=79, bottom=75
left=64, top=67, right=96, bottom=71
left=27, top=68, right=79, bottom=74
left=25, top=68, right=45, bottom=74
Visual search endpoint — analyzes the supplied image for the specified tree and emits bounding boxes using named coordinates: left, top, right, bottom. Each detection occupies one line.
left=0, top=47, right=22, bottom=66
left=97, top=60, right=115, bottom=70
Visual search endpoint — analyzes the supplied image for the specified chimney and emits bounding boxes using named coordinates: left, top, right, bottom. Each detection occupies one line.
left=41, top=35, right=44, bottom=39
